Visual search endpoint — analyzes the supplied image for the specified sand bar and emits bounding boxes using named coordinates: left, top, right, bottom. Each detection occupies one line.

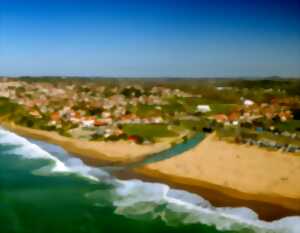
left=1, top=122, right=171, bottom=165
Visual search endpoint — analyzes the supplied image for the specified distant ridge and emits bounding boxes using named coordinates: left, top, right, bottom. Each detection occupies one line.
left=0, top=75, right=300, bottom=80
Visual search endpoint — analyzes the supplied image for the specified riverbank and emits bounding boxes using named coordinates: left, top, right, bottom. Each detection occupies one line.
left=0, top=122, right=171, bottom=165
left=133, top=133, right=300, bottom=220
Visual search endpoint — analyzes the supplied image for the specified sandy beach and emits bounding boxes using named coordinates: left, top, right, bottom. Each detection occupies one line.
left=134, top=133, right=300, bottom=220
left=1, top=122, right=171, bottom=165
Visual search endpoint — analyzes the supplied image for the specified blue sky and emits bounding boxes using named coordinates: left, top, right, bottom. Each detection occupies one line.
left=1, top=0, right=300, bottom=77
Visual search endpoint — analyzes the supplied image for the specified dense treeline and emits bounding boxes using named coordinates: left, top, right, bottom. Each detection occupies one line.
left=1, top=76, right=300, bottom=98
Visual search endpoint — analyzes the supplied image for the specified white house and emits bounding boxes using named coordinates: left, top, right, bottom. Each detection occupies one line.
left=81, top=120, right=95, bottom=128
left=244, top=99, right=254, bottom=106
left=196, top=105, right=211, bottom=113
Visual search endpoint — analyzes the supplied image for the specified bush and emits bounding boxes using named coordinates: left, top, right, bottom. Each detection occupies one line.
left=240, top=130, right=258, bottom=140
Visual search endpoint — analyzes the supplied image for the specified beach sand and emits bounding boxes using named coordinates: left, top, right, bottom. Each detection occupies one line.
left=134, top=133, right=300, bottom=220
left=1, top=122, right=171, bottom=165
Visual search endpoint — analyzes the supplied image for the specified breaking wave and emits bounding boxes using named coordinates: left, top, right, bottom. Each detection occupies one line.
left=0, top=127, right=299, bottom=233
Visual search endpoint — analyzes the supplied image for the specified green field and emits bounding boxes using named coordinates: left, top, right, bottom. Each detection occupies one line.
left=274, top=120, right=300, bottom=132
left=122, top=123, right=177, bottom=141
left=0, top=97, right=20, bottom=116
left=130, top=104, right=161, bottom=117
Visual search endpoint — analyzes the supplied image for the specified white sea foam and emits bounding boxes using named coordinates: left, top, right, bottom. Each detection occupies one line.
left=114, top=179, right=169, bottom=206
left=1, top=127, right=300, bottom=233
left=109, top=179, right=300, bottom=233
left=0, top=128, right=69, bottom=173
left=0, top=128, right=100, bottom=181
left=167, top=188, right=212, bottom=208
left=62, top=157, right=111, bottom=181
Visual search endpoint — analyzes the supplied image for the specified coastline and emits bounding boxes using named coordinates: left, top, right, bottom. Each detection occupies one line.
left=115, top=168, right=300, bottom=221
left=1, top=121, right=300, bottom=220
left=133, top=133, right=300, bottom=220
left=0, top=122, right=171, bottom=165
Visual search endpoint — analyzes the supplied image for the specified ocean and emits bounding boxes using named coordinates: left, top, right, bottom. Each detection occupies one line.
left=0, top=128, right=299, bottom=233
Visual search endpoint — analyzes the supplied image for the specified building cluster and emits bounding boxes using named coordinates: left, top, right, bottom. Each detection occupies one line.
left=0, top=79, right=299, bottom=149
left=204, top=98, right=300, bottom=150
left=241, top=137, right=300, bottom=153
left=208, top=99, right=295, bottom=126
left=0, top=80, right=190, bottom=141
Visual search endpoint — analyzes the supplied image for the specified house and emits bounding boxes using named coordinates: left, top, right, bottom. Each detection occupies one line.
left=196, top=105, right=211, bottom=113
left=70, top=117, right=81, bottom=124
left=209, top=114, right=228, bottom=123
left=94, top=119, right=107, bottom=127
left=81, top=119, right=95, bottom=128
left=50, top=112, right=60, bottom=122
left=128, top=135, right=139, bottom=143
left=102, top=111, right=111, bottom=118
left=152, top=116, right=163, bottom=124
left=278, top=111, right=292, bottom=122
left=228, top=112, right=240, bottom=122
left=244, top=99, right=254, bottom=106
left=29, top=110, right=42, bottom=118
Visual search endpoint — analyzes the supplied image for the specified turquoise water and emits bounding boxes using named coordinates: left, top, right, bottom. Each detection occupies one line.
left=0, top=128, right=299, bottom=233
left=130, top=132, right=205, bottom=167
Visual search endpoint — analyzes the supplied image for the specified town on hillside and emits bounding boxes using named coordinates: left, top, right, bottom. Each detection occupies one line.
left=0, top=77, right=300, bottom=152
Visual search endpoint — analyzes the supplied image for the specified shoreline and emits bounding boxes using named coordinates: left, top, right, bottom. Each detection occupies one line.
left=115, top=168, right=300, bottom=221
left=1, top=121, right=300, bottom=221
left=130, top=168, right=300, bottom=221
left=0, top=122, right=171, bottom=165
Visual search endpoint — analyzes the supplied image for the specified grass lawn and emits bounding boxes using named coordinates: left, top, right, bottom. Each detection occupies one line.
left=208, top=103, right=237, bottom=115
left=121, top=123, right=177, bottom=140
left=178, top=119, right=210, bottom=131
left=274, top=120, right=300, bottom=132
left=172, top=97, right=237, bottom=114
left=0, top=97, right=21, bottom=116
left=131, top=104, right=161, bottom=117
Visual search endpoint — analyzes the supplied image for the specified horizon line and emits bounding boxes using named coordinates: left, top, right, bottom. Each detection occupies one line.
left=1, top=75, right=300, bottom=80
